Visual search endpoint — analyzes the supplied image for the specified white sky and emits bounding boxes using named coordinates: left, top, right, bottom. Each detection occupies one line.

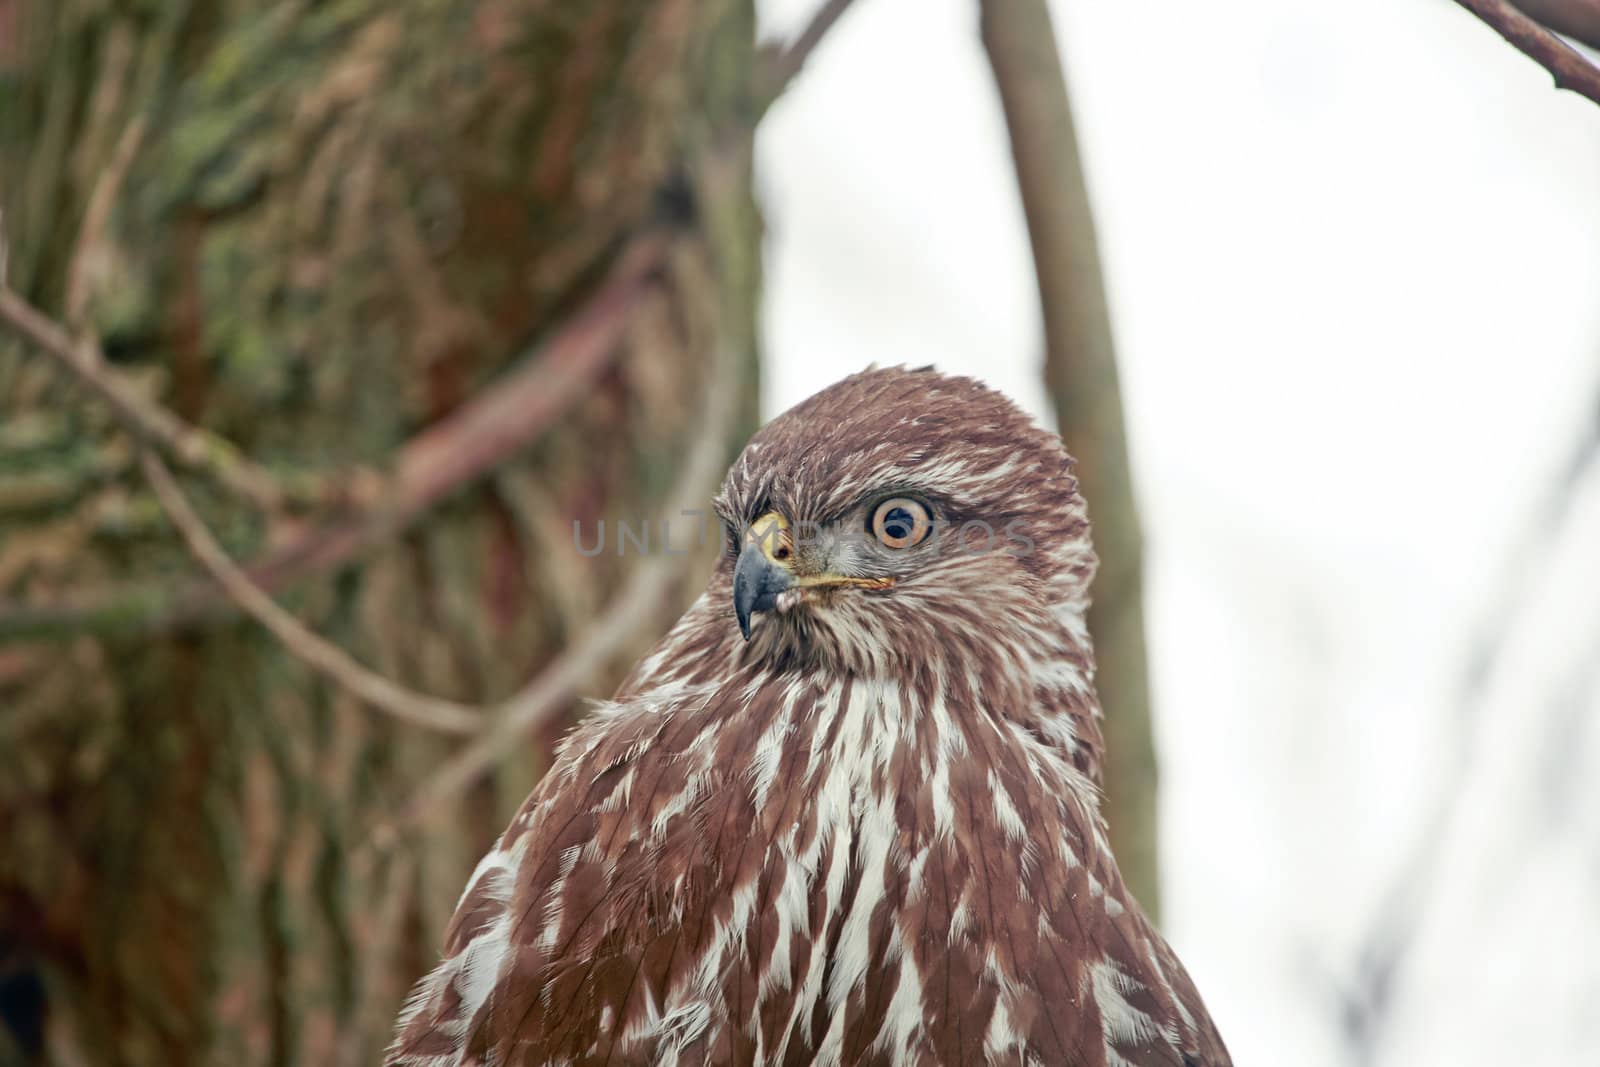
left=755, top=1, right=1600, bottom=1064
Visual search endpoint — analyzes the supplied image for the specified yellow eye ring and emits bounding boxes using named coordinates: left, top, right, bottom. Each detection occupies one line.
left=871, top=498, right=932, bottom=549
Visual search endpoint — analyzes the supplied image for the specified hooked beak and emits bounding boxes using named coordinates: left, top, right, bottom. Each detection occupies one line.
left=733, top=541, right=795, bottom=640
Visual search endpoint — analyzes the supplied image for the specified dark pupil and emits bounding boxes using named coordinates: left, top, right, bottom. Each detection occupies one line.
left=883, top=508, right=914, bottom=541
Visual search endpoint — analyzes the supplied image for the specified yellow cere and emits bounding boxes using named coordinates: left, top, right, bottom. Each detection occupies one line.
left=747, top=511, right=793, bottom=565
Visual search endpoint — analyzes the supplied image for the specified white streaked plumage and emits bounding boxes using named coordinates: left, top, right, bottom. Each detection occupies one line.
left=388, top=368, right=1228, bottom=1066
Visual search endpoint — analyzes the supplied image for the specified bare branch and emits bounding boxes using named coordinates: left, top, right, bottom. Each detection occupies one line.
left=349, top=234, right=669, bottom=559
left=139, top=449, right=483, bottom=735
left=0, top=285, right=297, bottom=511
left=980, top=0, right=1160, bottom=913
left=1454, top=0, right=1600, bottom=108
left=758, top=0, right=860, bottom=108
left=368, top=340, right=739, bottom=851
left=0, top=233, right=670, bottom=637
left=1510, top=0, right=1600, bottom=52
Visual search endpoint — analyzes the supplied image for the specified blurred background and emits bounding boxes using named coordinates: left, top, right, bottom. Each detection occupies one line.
left=2, top=0, right=1598, bottom=1064
left=761, top=2, right=1600, bottom=1065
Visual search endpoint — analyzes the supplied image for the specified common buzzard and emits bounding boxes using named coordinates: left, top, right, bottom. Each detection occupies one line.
left=389, top=366, right=1230, bottom=1066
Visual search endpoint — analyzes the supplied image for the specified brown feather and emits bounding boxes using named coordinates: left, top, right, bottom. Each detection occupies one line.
left=388, top=367, right=1229, bottom=1066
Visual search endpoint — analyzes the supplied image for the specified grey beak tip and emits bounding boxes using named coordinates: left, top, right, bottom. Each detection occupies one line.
left=733, top=541, right=792, bottom=641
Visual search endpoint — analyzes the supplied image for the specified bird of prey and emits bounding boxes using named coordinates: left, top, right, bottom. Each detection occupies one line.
left=389, top=367, right=1230, bottom=1066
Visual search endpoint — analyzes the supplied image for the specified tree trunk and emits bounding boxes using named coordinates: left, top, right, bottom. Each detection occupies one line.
left=0, top=2, right=759, bottom=1064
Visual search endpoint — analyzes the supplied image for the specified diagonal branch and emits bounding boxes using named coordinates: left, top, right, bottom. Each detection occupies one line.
left=367, top=340, right=739, bottom=851
left=756, top=0, right=861, bottom=111
left=368, top=553, right=679, bottom=849
left=1509, top=0, right=1600, bottom=52
left=0, top=233, right=670, bottom=637
left=140, top=449, right=482, bottom=735
left=0, top=285, right=305, bottom=512
left=1454, top=0, right=1600, bottom=108
left=116, top=230, right=686, bottom=746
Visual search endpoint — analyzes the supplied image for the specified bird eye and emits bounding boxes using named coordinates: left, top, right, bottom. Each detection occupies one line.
left=871, top=497, right=931, bottom=549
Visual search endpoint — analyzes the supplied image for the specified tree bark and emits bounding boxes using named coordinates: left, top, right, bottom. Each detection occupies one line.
left=0, top=2, right=760, bottom=1063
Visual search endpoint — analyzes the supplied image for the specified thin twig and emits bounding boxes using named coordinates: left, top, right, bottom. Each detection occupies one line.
left=1454, top=0, right=1600, bottom=108
left=1337, top=384, right=1600, bottom=1062
left=0, top=286, right=297, bottom=511
left=65, top=115, right=147, bottom=327
left=368, top=342, right=738, bottom=851
left=140, top=449, right=483, bottom=735
left=368, top=556, right=678, bottom=849
left=757, top=0, right=861, bottom=109
left=0, top=233, right=670, bottom=637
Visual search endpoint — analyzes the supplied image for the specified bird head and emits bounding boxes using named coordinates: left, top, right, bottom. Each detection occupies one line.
left=712, top=366, right=1096, bottom=674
